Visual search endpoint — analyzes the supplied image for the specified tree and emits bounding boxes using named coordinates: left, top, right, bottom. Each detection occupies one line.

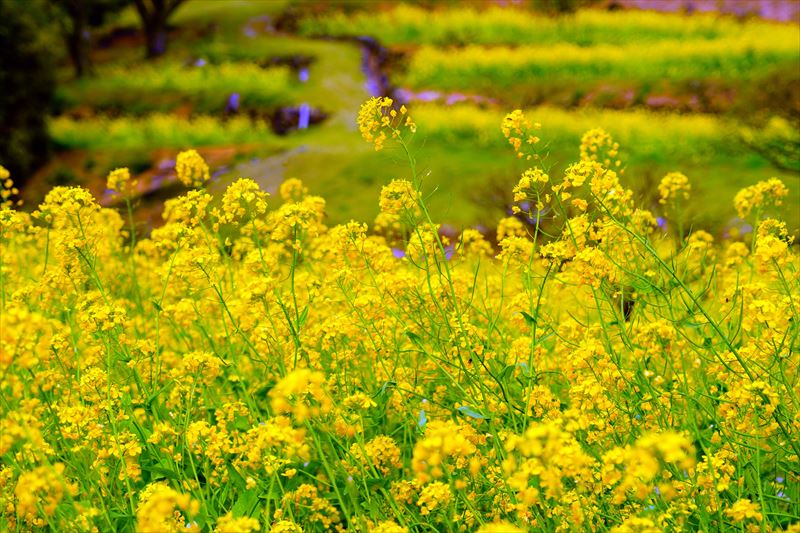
left=50, top=0, right=129, bottom=78
left=0, top=0, right=56, bottom=182
left=52, top=0, right=91, bottom=77
left=133, top=0, right=187, bottom=58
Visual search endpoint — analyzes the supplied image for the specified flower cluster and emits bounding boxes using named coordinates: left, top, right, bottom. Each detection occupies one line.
left=733, top=177, right=789, bottom=218
left=658, top=171, right=691, bottom=205
left=501, top=109, right=541, bottom=160
left=106, top=167, right=139, bottom=197
left=1, top=165, right=21, bottom=208
left=357, top=97, right=416, bottom=151
left=175, top=149, right=211, bottom=188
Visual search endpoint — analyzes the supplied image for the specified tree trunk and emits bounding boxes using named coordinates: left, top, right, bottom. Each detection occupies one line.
left=64, top=0, right=91, bottom=78
left=144, top=20, right=167, bottom=58
left=67, top=27, right=91, bottom=77
left=135, top=0, right=186, bottom=60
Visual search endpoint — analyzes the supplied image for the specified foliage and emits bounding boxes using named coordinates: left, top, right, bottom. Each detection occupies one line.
left=299, top=4, right=798, bottom=47
left=0, top=0, right=57, bottom=183
left=414, top=103, right=733, bottom=159
left=57, top=62, right=295, bottom=114
left=739, top=116, right=800, bottom=174
left=49, top=114, right=278, bottom=150
left=400, top=39, right=799, bottom=101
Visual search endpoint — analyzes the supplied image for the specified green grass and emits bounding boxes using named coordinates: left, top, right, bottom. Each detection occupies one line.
left=56, top=62, right=295, bottom=114
left=204, top=104, right=798, bottom=236
left=400, top=40, right=799, bottom=104
left=413, top=104, right=799, bottom=230
left=190, top=35, right=369, bottom=122
left=49, top=114, right=280, bottom=150
left=110, top=0, right=289, bottom=33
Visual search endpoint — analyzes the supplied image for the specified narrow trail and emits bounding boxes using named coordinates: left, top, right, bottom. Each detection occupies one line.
left=216, top=23, right=385, bottom=196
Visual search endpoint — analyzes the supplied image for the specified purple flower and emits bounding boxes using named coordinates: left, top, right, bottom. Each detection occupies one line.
left=298, top=67, right=309, bottom=83
left=297, top=104, right=310, bottom=130
left=225, top=93, right=240, bottom=113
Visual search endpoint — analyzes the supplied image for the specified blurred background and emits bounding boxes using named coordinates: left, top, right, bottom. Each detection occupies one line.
left=1, top=0, right=798, bottom=235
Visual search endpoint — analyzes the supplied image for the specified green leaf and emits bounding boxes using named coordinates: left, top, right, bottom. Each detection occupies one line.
left=520, top=311, right=537, bottom=326
left=231, top=488, right=259, bottom=518
left=298, top=306, right=310, bottom=327
left=375, top=380, right=396, bottom=397
left=145, top=465, right=179, bottom=481
left=456, top=405, right=490, bottom=420
left=406, top=331, right=423, bottom=346
left=226, top=463, right=246, bottom=491
left=366, top=477, right=391, bottom=490
left=233, top=415, right=251, bottom=432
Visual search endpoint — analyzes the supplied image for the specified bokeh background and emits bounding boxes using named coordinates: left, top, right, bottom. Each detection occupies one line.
left=1, top=0, right=798, bottom=235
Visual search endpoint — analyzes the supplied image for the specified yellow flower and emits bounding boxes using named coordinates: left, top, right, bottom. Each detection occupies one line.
left=580, top=128, right=623, bottom=172
left=135, top=483, right=199, bottom=533
left=346, top=435, right=402, bottom=477
left=279, top=178, right=309, bottom=202
left=416, top=481, right=451, bottom=515
left=214, top=513, right=260, bottom=533
left=215, top=178, right=269, bottom=229
left=106, top=167, right=138, bottom=196
left=733, top=177, right=789, bottom=218
left=658, top=171, right=691, bottom=205
left=270, top=369, right=332, bottom=422
left=358, top=97, right=415, bottom=150
left=370, top=520, right=409, bottom=533
left=270, top=520, right=303, bottom=533
left=611, top=516, right=662, bottom=533
left=501, top=109, right=541, bottom=160
left=725, top=499, right=763, bottom=523
left=175, top=149, right=210, bottom=188
left=379, top=179, right=419, bottom=215
left=14, top=464, right=77, bottom=523
left=0, top=165, right=20, bottom=208
left=476, top=522, right=526, bottom=533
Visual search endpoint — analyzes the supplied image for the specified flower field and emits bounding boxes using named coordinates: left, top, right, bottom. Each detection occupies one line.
left=301, top=4, right=800, bottom=110
left=298, top=5, right=790, bottom=46
left=57, top=63, right=294, bottom=115
left=1, top=100, right=798, bottom=532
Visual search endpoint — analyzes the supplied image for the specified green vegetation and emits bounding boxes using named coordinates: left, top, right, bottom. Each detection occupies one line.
left=299, top=4, right=797, bottom=46
left=2, top=3, right=800, bottom=528
left=50, top=114, right=278, bottom=150
left=0, top=0, right=56, bottom=179
left=57, top=63, right=294, bottom=114
left=18, top=1, right=798, bottom=240
left=402, top=39, right=798, bottom=101
left=262, top=104, right=797, bottom=232
left=2, top=105, right=798, bottom=533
